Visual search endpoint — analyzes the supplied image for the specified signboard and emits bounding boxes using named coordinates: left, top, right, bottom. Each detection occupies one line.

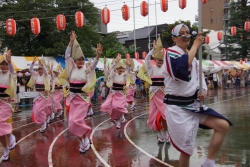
left=19, top=91, right=39, bottom=99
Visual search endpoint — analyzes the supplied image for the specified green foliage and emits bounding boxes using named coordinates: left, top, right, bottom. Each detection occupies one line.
left=226, top=0, right=250, bottom=60
left=161, top=20, right=209, bottom=60
left=0, top=0, right=102, bottom=56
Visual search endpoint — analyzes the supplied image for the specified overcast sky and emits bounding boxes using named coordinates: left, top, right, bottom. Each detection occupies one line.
left=90, top=0, right=200, bottom=32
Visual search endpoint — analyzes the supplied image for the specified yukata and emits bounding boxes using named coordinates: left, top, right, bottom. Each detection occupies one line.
left=51, top=75, right=64, bottom=114
left=144, top=49, right=167, bottom=132
left=62, top=46, right=97, bottom=137
left=163, top=45, right=232, bottom=155
left=100, top=63, right=129, bottom=122
left=0, top=63, right=15, bottom=136
left=28, top=64, right=51, bottom=125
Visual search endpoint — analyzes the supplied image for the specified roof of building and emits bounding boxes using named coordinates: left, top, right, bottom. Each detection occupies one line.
left=126, top=26, right=155, bottom=41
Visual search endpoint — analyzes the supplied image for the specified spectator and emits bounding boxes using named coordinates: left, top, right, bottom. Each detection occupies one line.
left=14, top=76, right=21, bottom=112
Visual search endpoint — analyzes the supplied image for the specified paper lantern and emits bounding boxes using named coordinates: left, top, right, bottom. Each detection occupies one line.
left=140, top=1, right=148, bottom=17
left=205, top=36, right=210, bottom=44
left=244, top=21, right=250, bottom=32
left=75, top=11, right=84, bottom=28
left=56, top=14, right=66, bottom=31
left=217, top=31, right=222, bottom=41
left=101, top=7, right=110, bottom=25
left=179, top=0, right=186, bottom=9
left=30, top=17, right=40, bottom=35
left=244, top=58, right=248, bottom=63
left=142, top=52, right=147, bottom=59
left=126, top=54, right=130, bottom=59
left=135, top=52, right=139, bottom=60
left=122, top=4, right=130, bottom=21
left=6, top=18, right=16, bottom=36
left=201, top=0, right=207, bottom=4
left=240, top=60, right=242, bottom=64
left=231, top=26, right=237, bottom=36
left=160, top=0, right=168, bottom=12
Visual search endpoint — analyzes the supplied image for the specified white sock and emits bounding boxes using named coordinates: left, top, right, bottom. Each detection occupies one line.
left=84, top=136, right=89, bottom=146
left=201, top=158, right=216, bottom=167
left=4, top=146, right=9, bottom=155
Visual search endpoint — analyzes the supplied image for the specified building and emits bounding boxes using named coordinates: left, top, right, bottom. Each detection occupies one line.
left=96, top=10, right=108, bottom=35
left=117, top=23, right=168, bottom=57
left=201, top=0, right=230, bottom=31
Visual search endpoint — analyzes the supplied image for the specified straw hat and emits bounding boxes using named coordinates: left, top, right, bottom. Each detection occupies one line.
left=152, top=36, right=164, bottom=60
left=71, top=39, right=84, bottom=60
left=0, top=47, right=9, bottom=64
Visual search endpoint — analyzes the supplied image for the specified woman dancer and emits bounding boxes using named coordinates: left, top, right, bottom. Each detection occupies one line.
left=61, top=31, right=103, bottom=153
left=100, top=54, right=131, bottom=129
left=0, top=48, right=17, bottom=161
left=125, top=57, right=136, bottom=111
left=51, top=63, right=64, bottom=118
left=139, top=37, right=169, bottom=143
left=28, top=56, right=50, bottom=132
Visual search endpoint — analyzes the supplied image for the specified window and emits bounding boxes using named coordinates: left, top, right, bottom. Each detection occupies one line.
left=211, top=19, right=213, bottom=23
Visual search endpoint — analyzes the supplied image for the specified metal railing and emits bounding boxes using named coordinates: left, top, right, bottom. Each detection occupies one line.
left=224, top=3, right=230, bottom=8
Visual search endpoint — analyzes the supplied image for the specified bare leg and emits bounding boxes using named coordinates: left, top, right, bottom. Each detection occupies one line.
left=201, top=116, right=229, bottom=160
left=179, top=153, right=190, bottom=167
left=161, top=119, right=168, bottom=131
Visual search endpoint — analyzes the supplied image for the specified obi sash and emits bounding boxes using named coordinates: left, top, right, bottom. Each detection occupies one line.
left=112, top=83, right=125, bottom=91
left=151, top=77, right=164, bottom=86
left=0, top=87, right=9, bottom=97
left=35, top=83, right=45, bottom=92
left=69, top=82, right=86, bottom=93
left=55, top=85, right=63, bottom=90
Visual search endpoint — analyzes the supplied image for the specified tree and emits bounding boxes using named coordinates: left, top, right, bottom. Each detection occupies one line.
left=226, top=0, right=250, bottom=60
left=161, top=20, right=209, bottom=60
left=0, top=0, right=102, bottom=57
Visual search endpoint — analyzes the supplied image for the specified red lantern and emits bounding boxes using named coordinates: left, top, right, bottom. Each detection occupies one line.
left=205, top=36, right=210, bottom=44
left=217, top=31, right=222, bottom=41
left=6, top=18, right=16, bottom=36
left=30, top=17, right=40, bottom=35
left=160, top=0, right=168, bottom=12
left=102, top=7, right=110, bottom=25
left=240, top=59, right=242, bottom=64
left=140, top=1, right=148, bottom=17
left=75, top=11, right=84, bottom=28
left=244, top=21, right=250, bottom=32
left=142, top=52, right=147, bottom=59
left=126, top=54, right=130, bottom=59
left=201, top=0, right=207, bottom=4
left=135, top=52, right=139, bottom=60
left=56, top=14, right=66, bottom=31
left=122, top=4, right=130, bottom=21
left=244, top=58, right=248, bottom=63
left=231, top=26, right=237, bottom=36
left=179, top=0, right=186, bottom=9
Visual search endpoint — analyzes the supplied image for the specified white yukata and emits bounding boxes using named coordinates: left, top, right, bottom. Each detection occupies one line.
left=163, top=45, right=232, bottom=156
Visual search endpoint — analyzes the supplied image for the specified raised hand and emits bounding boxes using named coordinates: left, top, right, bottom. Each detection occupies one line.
left=115, top=53, right=121, bottom=63
left=32, top=56, right=37, bottom=64
left=193, top=32, right=204, bottom=47
left=153, top=40, right=157, bottom=50
left=96, top=43, right=103, bottom=56
left=126, top=58, right=131, bottom=66
left=70, top=31, right=76, bottom=42
left=6, top=50, right=11, bottom=63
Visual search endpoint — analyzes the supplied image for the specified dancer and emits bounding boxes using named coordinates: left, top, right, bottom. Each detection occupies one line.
left=51, top=63, right=64, bottom=118
left=162, top=24, right=232, bottom=167
left=61, top=31, right=102, bottom=153
left=125, top=57, right=136, bottom=111
left=0, top=48, right=17, bottom=161
left=100, top=54, right=131, bottom=129
left=27, top=56, right=50, bottom=133
left=138, top=36, right=169, bottom=143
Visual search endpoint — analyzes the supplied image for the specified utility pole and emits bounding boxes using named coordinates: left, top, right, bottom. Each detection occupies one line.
left=224, top=14, right=228, bottom=60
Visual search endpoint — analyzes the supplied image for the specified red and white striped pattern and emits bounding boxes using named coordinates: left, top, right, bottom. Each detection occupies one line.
left=6, top=18, right=16, bottom=36
left=56, top=14, right=66, bottom=31
left=75, top=11, right=84, bottom=28
left=160, top=0, right=168, bottom=12
left=102, top=7, right=110, bottom=25
left=217, top=31, right=222, bottom=41
left=140, top=1, right=148, bottom=17
left=178, top=0, right=186, bottom=9
left=30, top=17, right=40, bottom=35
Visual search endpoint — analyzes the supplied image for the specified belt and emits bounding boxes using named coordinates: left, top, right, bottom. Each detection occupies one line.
left=0, top=93, right=9, bottom=97
left=163, top=90, right=198, bottom=105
